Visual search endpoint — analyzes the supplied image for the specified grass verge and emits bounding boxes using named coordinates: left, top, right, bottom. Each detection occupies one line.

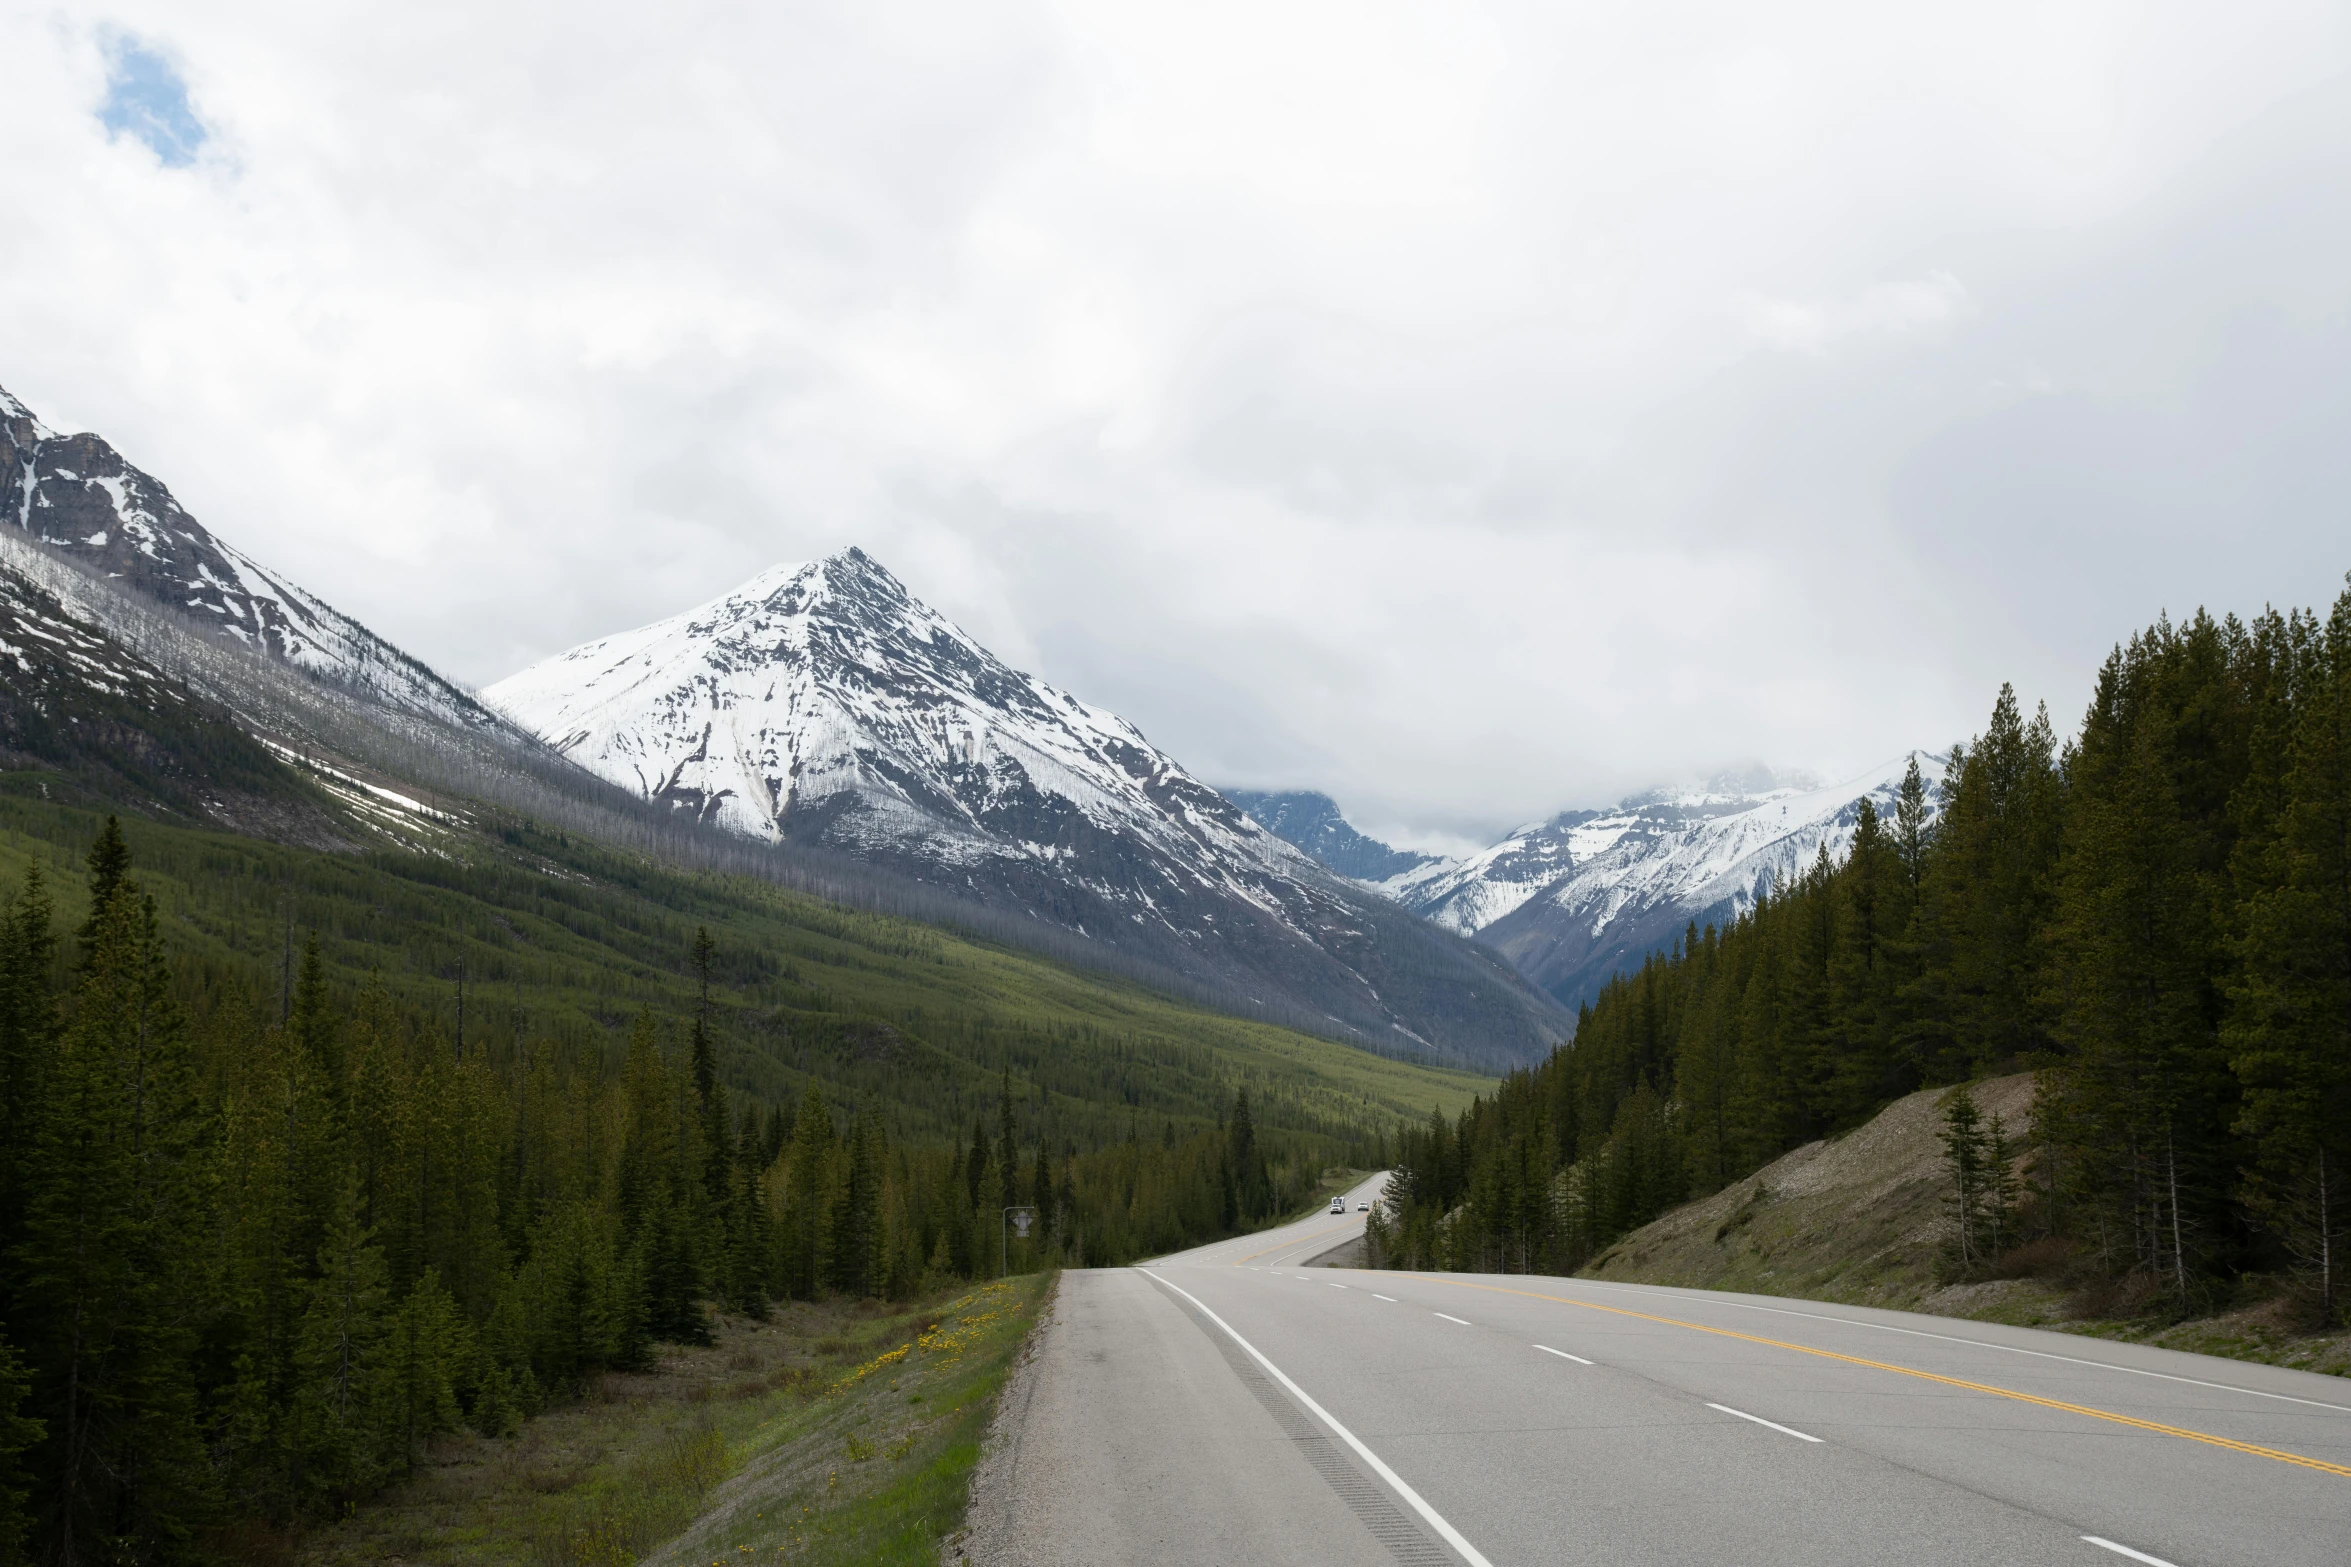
left=297, top=1274, right=1053, bottom=1567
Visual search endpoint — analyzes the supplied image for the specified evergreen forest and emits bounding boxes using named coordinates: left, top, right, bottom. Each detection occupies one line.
left=0, top=791, right=1465, bottom=1564
left=1375, top=581, right=2351, bottom=1330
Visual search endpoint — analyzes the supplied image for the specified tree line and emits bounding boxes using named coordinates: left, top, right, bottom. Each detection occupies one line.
left=0, top=823, right=1341, bottom=1563
left=1374, top=580, right=2351, bottom=1326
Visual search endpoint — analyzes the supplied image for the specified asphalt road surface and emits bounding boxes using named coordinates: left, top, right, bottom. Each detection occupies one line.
left=961, top=1174, right=2351, bottom=1566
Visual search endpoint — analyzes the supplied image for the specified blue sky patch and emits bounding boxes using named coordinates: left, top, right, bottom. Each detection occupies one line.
left=98, top=35, right=206, bottom=167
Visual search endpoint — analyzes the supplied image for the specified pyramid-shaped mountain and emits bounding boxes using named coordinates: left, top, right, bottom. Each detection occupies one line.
left=488, top=552, right=1566, bottom=1067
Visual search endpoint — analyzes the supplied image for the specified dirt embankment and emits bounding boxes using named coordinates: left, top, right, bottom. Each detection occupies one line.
left=1585, top=1072, right=2036, bottom=1313
left=1582, top=1074, right=2351, bottom=1379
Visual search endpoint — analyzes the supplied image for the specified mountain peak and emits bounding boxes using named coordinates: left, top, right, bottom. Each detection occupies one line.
left=0, top=381, right=55, bottom=443
left=486, top=552, right=1567, bottom=1068
left=489, top=549, right=1204, bottom=848
left=1224, top=788, right=1439, bottom=883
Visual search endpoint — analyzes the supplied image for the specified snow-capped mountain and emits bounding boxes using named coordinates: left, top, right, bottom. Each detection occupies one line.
left=487, top=551, right=1566, bottom=1067
left=1375, top=756, right=1943, bottom=1009
left=1, top=382, right=503, bottom=733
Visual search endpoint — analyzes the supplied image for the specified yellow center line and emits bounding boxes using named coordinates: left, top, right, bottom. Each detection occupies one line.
left=1230, top=1221, right=1361, bottom=1266
left=1416, top=1276, right=2351, bottom=1481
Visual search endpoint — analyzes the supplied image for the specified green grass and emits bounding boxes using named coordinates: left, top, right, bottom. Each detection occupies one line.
left=0, top=784, right=1491, bottom=1148
left=294, top=1276, right=1053, bottom=1567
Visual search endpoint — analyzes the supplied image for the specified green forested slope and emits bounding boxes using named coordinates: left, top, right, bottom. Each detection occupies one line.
left=1376, top=579, right=2351, bottom=1331
left=0, top=784, right=1486, bottom=1146
left=0, top=784, right=1485, bottom=1562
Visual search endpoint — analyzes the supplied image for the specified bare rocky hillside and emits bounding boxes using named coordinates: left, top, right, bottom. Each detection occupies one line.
left=1581, top=1073, right=2351, bottom=1379
left=1584, top=1073, right=2037, bottom=1312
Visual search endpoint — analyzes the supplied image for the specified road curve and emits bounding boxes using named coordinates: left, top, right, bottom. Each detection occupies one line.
left=961, top=1174, right=2351, bottom=1566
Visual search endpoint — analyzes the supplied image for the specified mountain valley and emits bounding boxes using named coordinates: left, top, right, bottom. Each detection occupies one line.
left=0, top=380, right=1566, bottom=1070
left=0, top=370, right=1952, bottom=1049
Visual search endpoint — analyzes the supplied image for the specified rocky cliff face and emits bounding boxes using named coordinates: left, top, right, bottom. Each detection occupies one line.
left=1222, top=790, right=1438, bottom=882
left=1, top=383, right=505, bottom=733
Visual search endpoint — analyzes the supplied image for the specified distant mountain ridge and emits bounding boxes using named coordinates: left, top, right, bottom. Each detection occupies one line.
left=1222, top=790, right=1438, bottom=882
left=486, top=552, right=1568, bottom=1068
left=1371, top=756, right=1943, bottom=1009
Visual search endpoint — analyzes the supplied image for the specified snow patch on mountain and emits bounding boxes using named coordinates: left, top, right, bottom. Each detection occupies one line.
left=486, top=550, right=1307, bottom=888
left=1375, top=755, right=1943, bottom=1007
left=0, top=381, right=504, bottom=733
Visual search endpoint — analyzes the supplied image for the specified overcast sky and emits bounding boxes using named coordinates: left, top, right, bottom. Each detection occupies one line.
left=6, top=2, right=2349, bottom=849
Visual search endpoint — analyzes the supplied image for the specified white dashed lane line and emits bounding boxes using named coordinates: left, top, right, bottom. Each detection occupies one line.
left=1707, top=1403, right=1822, bottom=1443
left=1533, top=1344, right=1592, bottom=1365
left=1434, top=1313, right=1472, bottom=1326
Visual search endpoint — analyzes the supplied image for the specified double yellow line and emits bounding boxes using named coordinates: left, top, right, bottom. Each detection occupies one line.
left=1229, top=1220, right=1362, bottom=1266
left=1424, top=1277, right=2351, bottom=1481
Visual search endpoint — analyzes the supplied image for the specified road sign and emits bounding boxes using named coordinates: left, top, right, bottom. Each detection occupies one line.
left=1003, top=1205, right=1039, bottom=1275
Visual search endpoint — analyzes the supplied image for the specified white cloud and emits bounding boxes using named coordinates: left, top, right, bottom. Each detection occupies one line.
left=1742, top=271, right=1972, bottom=354
left=4, top=0, right=2349, bottom=840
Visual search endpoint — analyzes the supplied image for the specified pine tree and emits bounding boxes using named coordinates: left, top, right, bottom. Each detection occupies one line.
left=1226, top=1089, right=1268, bottom=1223
left=727, top=1113, right=774, bottom=1315
left=0, top=1323, right=37, bottom=1567
left=690, top=927, right=729, bottom=1210
left=781, top=1086, right=834, bottom=1298
left=13, top=838, right=214, bottom=1561
left=0, top=866, right=56, bottom=1336
left=290, top=932, right=341, bottom=1087
left=2041, top=625, right=2241, bottom=1297
left=1911, top=687, right=2062, bottom=1081
left=1938, top=1088, right=2016, bottom=1275
left=830, top=1106, right=884, bottom=1296
left=995, top=1071, right=1017, bottom=1219
left=76, top=818, right=129, bottom=954
left=384, top=1270, right=467, bottom=1477
left=964, top=1117, right=989, bottom=1209
left=293, top=1171, right=393, bottom=1505
left=2229, top=585, right=2351, bottom=1321
left=1894, top=753, right=1934, bottom=889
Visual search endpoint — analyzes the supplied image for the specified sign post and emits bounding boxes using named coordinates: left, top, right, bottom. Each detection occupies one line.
left=1002, top=1205, right=1037, bottom=1278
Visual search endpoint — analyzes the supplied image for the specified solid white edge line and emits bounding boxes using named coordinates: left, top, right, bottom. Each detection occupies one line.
left=1707, top=1402, right=1823, bottom=1443
left=1137, top=1269, right=1497, bottom=1567
left=1572, top=1279, right=2351, bottom=1415
left=2081, top=1536, right=2180, bottom=1567
left=1373, top=1294, right=1397, bottom=1302
left=1435, top=1312, right=1472, bottom=1325
left=1533, top=1344, right=1592, bottom=1365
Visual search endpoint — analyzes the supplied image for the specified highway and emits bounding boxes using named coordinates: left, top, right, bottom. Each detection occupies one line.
left=961, top=1174, right=2351, bottom=1566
